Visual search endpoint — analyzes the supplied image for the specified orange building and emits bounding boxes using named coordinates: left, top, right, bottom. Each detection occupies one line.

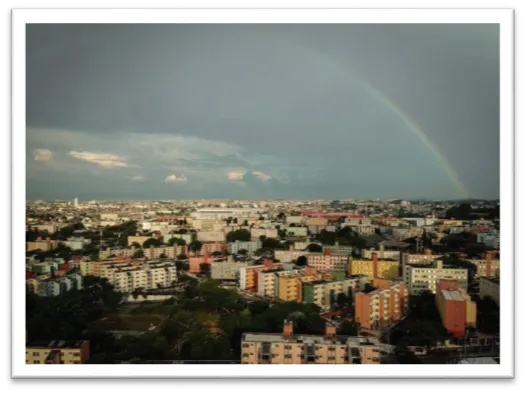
left=435, top=280, right=476, bottom=336
left=355, top=283, right=409, bottom=330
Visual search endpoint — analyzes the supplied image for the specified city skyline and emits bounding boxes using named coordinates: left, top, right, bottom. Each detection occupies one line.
left=26, top=24, right=499, bottom=200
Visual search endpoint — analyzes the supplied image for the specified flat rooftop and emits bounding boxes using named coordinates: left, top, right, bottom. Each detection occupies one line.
left=242, top=332, right=379, bottom=347
left=441, top=290, right=465, bottom=302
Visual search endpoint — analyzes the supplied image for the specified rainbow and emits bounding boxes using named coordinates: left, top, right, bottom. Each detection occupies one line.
left=268, top=33, right=470, bottom=198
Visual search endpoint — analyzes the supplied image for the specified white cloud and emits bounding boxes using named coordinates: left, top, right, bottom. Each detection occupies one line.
left=226, top=171, right=246, bottom=181
left=165, top=174, right=188, bottom=183
left=33, top=149, right=53, bottom=162
left=69, top=150, right=129, bottom=168
left=252, top=171, right=272, bottom=182
left=131, top=175, right=144, bottom=181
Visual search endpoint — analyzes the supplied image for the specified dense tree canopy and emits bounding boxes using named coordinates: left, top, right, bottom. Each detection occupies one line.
left=226, top=229, right=251, bottom=242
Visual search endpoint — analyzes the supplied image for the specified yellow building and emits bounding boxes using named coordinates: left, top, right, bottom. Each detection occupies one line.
left=26, top=340, right=90, bottom=364
left=349, top=259, right=400, bottom=281
left=276, top=269, right=332, bottom=302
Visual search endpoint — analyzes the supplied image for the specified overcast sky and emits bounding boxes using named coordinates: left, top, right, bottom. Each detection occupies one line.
left=26, top=23, right=499, bottom=201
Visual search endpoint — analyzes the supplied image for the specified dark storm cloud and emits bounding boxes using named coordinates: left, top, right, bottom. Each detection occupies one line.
left=26, top=24, right=499, bottom=200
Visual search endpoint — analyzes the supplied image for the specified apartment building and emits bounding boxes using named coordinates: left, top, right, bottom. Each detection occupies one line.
left=466, top=252, right=500, bottom=277
left=392, top=227, right=424, bottom=240
left=26, top=272, right=83, bottom=297
left=403, top=260, right=468, bottom=295
left=355, top=283, right=409, bottom=330
left=274, top=248, right=309, bottom=263
left=241, top=322, right=381, bottom=364
left=303, top=275, right=369, bottom=310
left=26, top=238, right=61, bottom=252
left=283, top=226, right=308, bottom=237
left=239, top=261, right=283, bottom=292
left=197, top=231, right=226, bottom=242
left=29, top=223, right=67, bottom=234
left=189, top=253, right=224, bottom=273
left=211, top=261, right=250, bottom=280
left=228, top=239, right=263, bottom=255
left=26, top=340, right=90, bottom=364
left=436, top=280, right=477, bottom=336
left=165, top=232, right=194, bottom=244
left=274, top=268, right=332, bottom=302
left=201, top=242, right=228, bottom=254
left=99, top=247, right=136, bottom=260
left=285, top=216, right=304, bottom=225
left=105, top=261, right=176, bottom=292
left=362, top=247, right=401, bottom=261
left=127, top=235, right=154, bottom=247
left=192, top=219, right=222, bottom=230
left=402, top=250, right=441, bottom=267
left=256, top=269, right=282, bottom=298
left=250, top=228, right=278, bottom=240
left=349, top=254, right=400, bottom=282
left=64, top=237, right=92, bottom=251
left=479, top=276, right=500, bottom=306
left=307, top=251, right=350, bottom=272
left=323, top=243, right=354, bottom=256
left=191, top=208, right=264, bottom=220
left=27, top=261, right=60, bottom=274
left=143, top=245, right=183, bottom=260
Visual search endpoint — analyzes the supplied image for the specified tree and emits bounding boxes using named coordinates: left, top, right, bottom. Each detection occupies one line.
left=142, top=238, right=162, bottom=248
left=226, top=229, right=251, bottom=242
left=133, top=249, right=144, bottom=258
left=175, top=260, right=189, bottom=273
left=237, top=249, right=248, bottom=256
left=233, top=218, right=238, bottom=224
left=259, top=216, right=264, bottom=221
left=177, top=253, right=188, bottom=260
left=189, top=241, right=203, bottom=252
left=159, top=253, right=167, bottom=259
left=243, top=220, right=249, bottom=226
left=200, top=263, right=211, bottom=275
left=306, top=243, right=323, bottom=252
left=131, top=242, right=141, bottom=248
left=296, top=255, right=307, bottom=266
left=445, top=203, right=473, bottom=220
left=261, top=237, right=283, bottom=250
left=248, top=300, right=270, bottom=316
left=339, top=319, right=359, bottom=336
left=336, top=292, right=349, bottom=308
left=168, top=237, right=186, bottom=246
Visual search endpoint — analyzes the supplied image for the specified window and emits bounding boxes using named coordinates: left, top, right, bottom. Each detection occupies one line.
left=32, top=352, right=39, bottom=356
left=33, top=360, right=40, bottom=364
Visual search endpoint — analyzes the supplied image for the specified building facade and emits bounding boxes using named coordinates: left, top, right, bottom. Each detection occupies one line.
left=355, top=283, right=409, bottom=330
left=241, top=322, right=381, bottom=364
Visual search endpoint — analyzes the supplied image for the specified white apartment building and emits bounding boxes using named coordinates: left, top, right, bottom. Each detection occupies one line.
left=99, top=247, right=136, bottom=260
left=211, top=261, right=250, bottom=280
left=403, top=260, right=468, bottom=295
left=466, top=258, right=500, bottom=278
left=283, top=227, right=308, bottom=237
left=304, top=276, right=369, bottom=310
left=143, top=245, right=183, bottom=260
left=190, top=208, right=264, bottom=220
left=229, top=239, right=262, bottom=255
left=197, top=231, right=226, bottom=242
left=257, top=270, right=280, bottom=297
left=251, top=228, right=278, bottom=240
left=363, top=249, right=401, bottom=261
left=106, top=262, right=177, bottom=293
left=26, top=273, right=83, bottom=297
left=274, top=250, right=309, bottom=263
left=64, top=237, right=92, bottom=251
left=479, top=277, right=499, bottom=306
left=402, top=253, right=441, bottom=266
left=307, top=254, right=349, bottom=272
